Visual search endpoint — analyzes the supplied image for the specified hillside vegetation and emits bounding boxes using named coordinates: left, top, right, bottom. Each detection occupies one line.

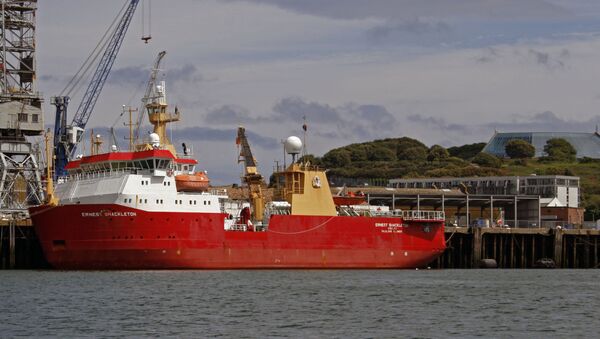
left=303, top=137, right=600, bottom=214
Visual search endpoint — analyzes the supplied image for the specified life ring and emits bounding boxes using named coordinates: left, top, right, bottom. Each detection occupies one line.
left=312, top=176, right=321, bottom=188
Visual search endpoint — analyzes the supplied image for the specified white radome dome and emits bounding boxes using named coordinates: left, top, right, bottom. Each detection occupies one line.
left=149, top=133, right=160, bottom=144
left=284, top=136, right=302, bottom=155
left=149, top=133, right=160, bottom=148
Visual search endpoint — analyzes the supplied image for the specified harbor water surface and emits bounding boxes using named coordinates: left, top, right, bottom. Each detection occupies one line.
left=1, top=269, right=599, bottom=338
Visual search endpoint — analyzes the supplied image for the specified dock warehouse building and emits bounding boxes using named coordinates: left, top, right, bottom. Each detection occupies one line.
left=387, top=175, right=583, bottom=227
left=482, top=131, right=600, bottom=158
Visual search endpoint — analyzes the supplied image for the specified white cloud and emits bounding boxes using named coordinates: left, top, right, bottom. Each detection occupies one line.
left=34, top=0, right=600, bottom=183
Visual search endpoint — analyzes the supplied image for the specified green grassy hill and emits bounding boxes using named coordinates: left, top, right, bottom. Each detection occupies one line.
left=305, top=137, right=600, bottom=216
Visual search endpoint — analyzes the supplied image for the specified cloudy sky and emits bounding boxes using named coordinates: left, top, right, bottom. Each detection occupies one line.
left=36, top=0, right=600, bottom=184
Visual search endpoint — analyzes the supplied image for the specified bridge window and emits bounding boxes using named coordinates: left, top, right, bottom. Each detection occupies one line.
left=18, top=113, right=27, bottom=122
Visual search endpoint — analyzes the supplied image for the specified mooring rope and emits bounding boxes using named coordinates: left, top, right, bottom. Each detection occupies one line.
left=267, top=216, right=336, bottom=235
left=27, top=204, right=61, bottom=218
left=445, top=228, right=458, bottom=244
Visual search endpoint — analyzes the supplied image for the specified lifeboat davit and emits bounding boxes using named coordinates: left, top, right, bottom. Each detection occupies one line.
left=175, top=172, right=210, bottom=192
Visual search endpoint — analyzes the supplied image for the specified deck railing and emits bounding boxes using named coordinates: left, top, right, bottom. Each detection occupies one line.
left=345, top=208, right=445, bottom=220
left=59, top=168, right=138, bottom=183
left=226, top=223, right=267, bottom=232
left=388, top=210, right=445, bottom=221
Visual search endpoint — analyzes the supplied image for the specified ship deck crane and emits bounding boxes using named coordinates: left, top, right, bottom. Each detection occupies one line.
left=52, top=0, right=140, bottom=179
left=236, top=127, right=265, bottom=222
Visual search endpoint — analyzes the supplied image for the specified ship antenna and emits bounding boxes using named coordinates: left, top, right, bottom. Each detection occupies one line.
left=282, top=139, right=287, bottom=168
left=302, top=116, right=308, bottom=160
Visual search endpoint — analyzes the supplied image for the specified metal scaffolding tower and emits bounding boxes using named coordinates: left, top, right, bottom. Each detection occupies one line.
left=0, top=0, right=44, bottom=219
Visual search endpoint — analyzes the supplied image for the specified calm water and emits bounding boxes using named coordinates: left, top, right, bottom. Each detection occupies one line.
left=1, top=269, right=599, bottom=338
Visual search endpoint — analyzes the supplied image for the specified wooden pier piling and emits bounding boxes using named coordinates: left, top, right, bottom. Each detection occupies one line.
left=434, top=227, right=600, bottom=268
left=0, top=219, right=47, bottom=269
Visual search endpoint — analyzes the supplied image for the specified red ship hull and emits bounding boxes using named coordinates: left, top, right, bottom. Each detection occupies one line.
left=29, top=204, right=446, bottom=269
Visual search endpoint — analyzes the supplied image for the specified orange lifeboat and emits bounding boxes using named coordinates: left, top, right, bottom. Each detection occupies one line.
left=175, top=172, right=210, bottom=192
left=332, top=191, right=367, bottom=206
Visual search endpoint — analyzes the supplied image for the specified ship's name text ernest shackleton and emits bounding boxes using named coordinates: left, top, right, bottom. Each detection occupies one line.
left=81, top=211, right=137, bottom=217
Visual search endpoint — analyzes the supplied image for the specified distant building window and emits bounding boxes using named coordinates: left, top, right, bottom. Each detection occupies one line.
left=32, top=114, right=39, bottom=123
left=18, top=113, right=27, bottom=122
